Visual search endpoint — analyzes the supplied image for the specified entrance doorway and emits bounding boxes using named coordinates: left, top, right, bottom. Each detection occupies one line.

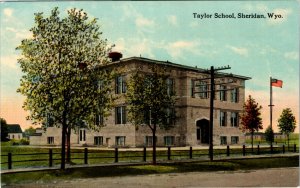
left=196, top=119, right=209, bottom=144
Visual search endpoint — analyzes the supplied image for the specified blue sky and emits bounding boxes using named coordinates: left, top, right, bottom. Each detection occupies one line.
left=0, top=1, right=299, bottom=132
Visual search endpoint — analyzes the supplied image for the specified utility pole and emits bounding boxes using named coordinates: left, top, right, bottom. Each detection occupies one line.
left=208, top=66, right=232, bottom=161
left=193, top=65, right=232, bottom=161
left=209, top=66, right=215, bottom=162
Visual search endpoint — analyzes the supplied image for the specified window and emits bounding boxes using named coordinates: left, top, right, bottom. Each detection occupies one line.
left=219, top=85, right=227, bottom=101
left=220, top=111, right=227, bottom=127
left=47, top=137, right=54, bottom=144
left=231, top=136, right=239, bottom=144
left=230, top=112, right=239, bottom=127
left=231, top=88, right=238, bottom=103
left=12, top=135, right=14, bottom=139
left=95, top=112, right=104, bottom=126
left=94, top=136, right=103, bottom=146
left=199, top=81, right=208, bottom=99
left=115, top=106, right=126, bottom=124
left=145, top=136, right=157, bottom=146
left=164, top=136, right=174, bottom=146
left=191, top=80, right=195, bottom=97
left=116, top=136, right=125, bottom=146
left=80, top=129, right=86, bottom=141
left=165, top=108, right=175, bottom=125
left=115, top=75, right=126, bottom=94
left=241, top=80, right=245, bottom=87
left=166, top=78, right=174, bottom=96
left=220, top=136, right=227, bottom=145
left=191, top=80, right=208, bottom=99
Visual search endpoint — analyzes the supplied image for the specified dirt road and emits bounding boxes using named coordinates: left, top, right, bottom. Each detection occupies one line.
left=5, top=167, right=299, bottom=188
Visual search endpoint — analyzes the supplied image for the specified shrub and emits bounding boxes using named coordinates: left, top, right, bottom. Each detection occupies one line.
left=19, top=139, right=29, bottom=145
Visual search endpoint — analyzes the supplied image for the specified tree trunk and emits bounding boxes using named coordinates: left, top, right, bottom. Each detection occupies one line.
left=251, top=130, right=254, bottom=153
left=66, top=126, right=71, bottom=163
left=287, top=134, right=290, bottom=150
left=152, top=124, right=156, bottom=165
left=61, top=111, right=67, bottom=170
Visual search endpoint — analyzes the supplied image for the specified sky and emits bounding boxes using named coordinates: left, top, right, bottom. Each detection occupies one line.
left=0, top=1, right=299, bottom=133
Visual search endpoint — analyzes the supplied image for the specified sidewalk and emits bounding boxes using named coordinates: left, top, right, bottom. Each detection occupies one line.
left=1, top=152, right=298, bottom=174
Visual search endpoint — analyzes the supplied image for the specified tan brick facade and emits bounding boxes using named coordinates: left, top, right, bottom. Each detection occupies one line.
left=30, top=56, right=250, bottom=147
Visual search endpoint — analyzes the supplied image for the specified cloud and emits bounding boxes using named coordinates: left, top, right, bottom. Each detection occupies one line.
left=3, top=8, right=13, bottom=17
left=135, top=16, right=155, bottom=28
left=115, top=37, right=217, bottom=61
left=113, top=38, right=125, bottom=53
left=255, top=3, right=269, bottom=13
left=114, top=37, right=156, bottom=58
left=167, top=15, right=178, bottom=26
left=169, top=41, right=195, bottom=49
left=227, top=45, right=248, bottom=57
left=259, top=45, right=277, bottom=55
left=242, top=3, right=268, bottom=13
left=284, top=51, right=299, bottom=61
left=0, top=55, right=19, bottom=70
left=121, top=4, right=155, bottom=32
left=166, top=40, right=200, bottom=59
left=6, top=27, right=32, bottom=39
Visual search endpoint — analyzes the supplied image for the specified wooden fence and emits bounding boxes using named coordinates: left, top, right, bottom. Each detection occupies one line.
left=1, top=144, right=298, bottom=170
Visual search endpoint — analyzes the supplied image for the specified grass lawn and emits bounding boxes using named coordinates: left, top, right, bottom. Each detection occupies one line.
left=1, top=145, right=209, bottom=170
left=1, top=140, right=298, bottom=170
left=1, top=156, right=299, bottom=186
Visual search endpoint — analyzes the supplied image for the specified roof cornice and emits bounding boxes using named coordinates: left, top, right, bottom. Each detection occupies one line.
left=102, top=56, right=251, bottom=80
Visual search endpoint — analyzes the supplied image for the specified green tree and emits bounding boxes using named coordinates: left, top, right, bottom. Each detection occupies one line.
left=17, top=7, right=114, bottom=169
left=265, top=125, right=274, bottom=145
left=240, top=95, right=263, bottom=152
left=126, top=64, right=177, bottom=165
left=24, top=126, right=36, bottom=139
left=1, top=118, right=9, bottom=141
left=277, top=108, right=296, bottom=149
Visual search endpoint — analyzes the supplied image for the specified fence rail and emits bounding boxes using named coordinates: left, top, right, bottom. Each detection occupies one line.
left=1, top=144, right=298, bottom=170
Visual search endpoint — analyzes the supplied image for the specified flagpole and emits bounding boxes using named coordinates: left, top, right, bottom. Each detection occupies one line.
left=270, top=76, right=273, bottom=146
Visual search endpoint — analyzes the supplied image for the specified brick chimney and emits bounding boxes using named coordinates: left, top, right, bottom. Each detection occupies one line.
left=109, top=52, right=123, bottom=62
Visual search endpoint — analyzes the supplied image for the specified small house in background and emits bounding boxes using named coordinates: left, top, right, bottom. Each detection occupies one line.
left=274, top=133, right=287, bottom=140
left=245, top=132, right=265, bottom=141
left=245, top=132, right=287, bottom=141
left=7, top=124, right=23, bottom=140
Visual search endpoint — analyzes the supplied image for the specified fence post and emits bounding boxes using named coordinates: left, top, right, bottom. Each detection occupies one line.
left=8, top=153, right=12, bottom=169
left=84, top=148, right=88, bottom=164
left=242, top=145, right=246, bottom=156
left=168, top=146, right=171, bottom=160
left=293, top=144, right=296, bottom=152
left=257, top=145, right=260, bottom=155
left=143, top=147, right=146, bottom=162
left=226, top=145, right=230, bottom=157
left=115, top=148, right=118, bottom=163
left=49, top=149, right=53, bottom=167
left=282, top=145, right=285, bottom=154
left=189, top=147, right=192, bottom=159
